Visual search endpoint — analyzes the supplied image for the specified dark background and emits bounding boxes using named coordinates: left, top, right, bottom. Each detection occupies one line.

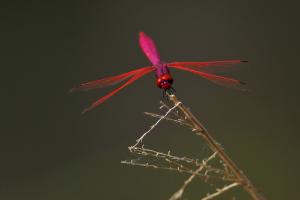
left=3, top=0, right=300, bottom=199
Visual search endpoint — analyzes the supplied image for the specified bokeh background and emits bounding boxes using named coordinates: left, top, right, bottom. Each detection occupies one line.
left=3, top=0, right=300, bottom=199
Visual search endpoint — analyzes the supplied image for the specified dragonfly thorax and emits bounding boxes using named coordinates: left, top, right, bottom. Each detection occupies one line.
left=156, top=74, right=173, bottom=90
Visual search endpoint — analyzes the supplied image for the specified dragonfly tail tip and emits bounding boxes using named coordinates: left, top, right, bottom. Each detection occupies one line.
left=241, top=60, right=248, bottom=63
left=239, top=80, right=246, bottom=85
left=81, top=108, right=89, bottom=115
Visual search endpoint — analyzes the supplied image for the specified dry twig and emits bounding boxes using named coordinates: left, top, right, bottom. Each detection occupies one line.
left=169, top=152, right=217, bottom=200
left=122, top=94, right=266, bottom=200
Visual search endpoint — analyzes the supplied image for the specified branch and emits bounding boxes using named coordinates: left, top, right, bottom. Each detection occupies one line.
left=131, top=101, right=182, bottom=147
left=168, top=94, right=266, bottom=200
left=169, top=152, right=217, bottom=200
left=122, top=147, right=237, bottom=182
left=202, top=182, right=240, bottom=200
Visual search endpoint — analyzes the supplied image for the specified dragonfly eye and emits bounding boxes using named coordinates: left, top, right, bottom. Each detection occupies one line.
left=161, top=74, right=173, bottom=84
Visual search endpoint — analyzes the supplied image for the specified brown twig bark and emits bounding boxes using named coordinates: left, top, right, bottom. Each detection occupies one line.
left=168, top=94, right=266, bottom=200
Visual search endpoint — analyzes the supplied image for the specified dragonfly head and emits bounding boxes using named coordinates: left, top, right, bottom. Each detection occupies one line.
left=156, top=74, right=173, bottom=90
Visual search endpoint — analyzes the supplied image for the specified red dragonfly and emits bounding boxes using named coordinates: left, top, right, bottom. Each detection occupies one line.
left=71, top=32, right=247, bottom=113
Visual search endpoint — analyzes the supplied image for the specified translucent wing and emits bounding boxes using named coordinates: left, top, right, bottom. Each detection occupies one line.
left=169, top=65, right=247, bottom=91
left=70, top=67, right=153, bottom=92
left=168, top=60, right=247, bottom=73
left=81, top=67, right=155, bottom=114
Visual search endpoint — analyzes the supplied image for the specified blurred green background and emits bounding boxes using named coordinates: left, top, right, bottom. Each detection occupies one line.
left=3, top=0, right=300, bottom=199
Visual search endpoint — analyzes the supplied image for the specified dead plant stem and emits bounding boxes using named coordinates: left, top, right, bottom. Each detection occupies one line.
left=168, top=94, right=266, bottom=200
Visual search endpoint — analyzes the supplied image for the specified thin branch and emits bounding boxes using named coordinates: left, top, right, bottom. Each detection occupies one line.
left=168, top=94, right=266, bottom=200
left=169, top=152, right=217, bottom=200
left=128, top=146, right=196, bottom=165
left=144, top=112, right=192, bottom=128
left=123, top=94, right=266, bottom=200
left=121, top=159, right=237, bottom=182
left=202, top=182, right=240, bottom=200
left=131, top=101, right=182, bottom=147
left=124, top=146, right=237, bottom=181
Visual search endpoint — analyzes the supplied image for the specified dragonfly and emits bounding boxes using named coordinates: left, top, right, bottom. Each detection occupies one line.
left=70, top=32, right=247, bottom=114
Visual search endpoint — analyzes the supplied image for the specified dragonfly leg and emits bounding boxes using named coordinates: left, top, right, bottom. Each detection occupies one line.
left=161, top=87, right=176, bottom=105
left=161, top=90, right=170, bottom=105
left=166, top=87, right=176, bottom=95
left=162, top=90, right=166, bottom=99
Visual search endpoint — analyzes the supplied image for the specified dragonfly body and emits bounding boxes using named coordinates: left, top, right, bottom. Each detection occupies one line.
left=139, top=32, right=173, bottom=90
left=71, top=32, right=247, bottom=113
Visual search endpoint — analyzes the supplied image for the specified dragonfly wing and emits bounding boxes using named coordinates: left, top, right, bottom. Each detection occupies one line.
left=169, top=65, right=247, bottom=91
left=70, top=67, right=153, bottom=92
left=139, top=32, right=161, bottom=65
left=168, top=60, right=247, bottom=73
left=81, top=67, right=155, bottom=114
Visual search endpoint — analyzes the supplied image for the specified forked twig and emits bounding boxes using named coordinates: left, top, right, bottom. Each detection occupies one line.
left=202, top=182, right=240, bottom=200
left=144, top=112, right=192, bottom=128
left=132, top=101, right=182, bottom=147
left=122, top=147, right=237, bottom=182
left=122, top=94, right=266, bottom=200
left=168, top=94, right=266, bottom=200
left=169, top=152, right=217, bottom=200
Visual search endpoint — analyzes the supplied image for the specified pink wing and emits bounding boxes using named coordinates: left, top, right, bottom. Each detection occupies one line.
left=168, top=65, right=247, bottom=91
left=168, top=60, right=247, bottom=73
left=80, top=67, right=155, bottom=114
left=70, top=67, right=153, bottom=92
left=139, top=32, right=161, bottom=65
